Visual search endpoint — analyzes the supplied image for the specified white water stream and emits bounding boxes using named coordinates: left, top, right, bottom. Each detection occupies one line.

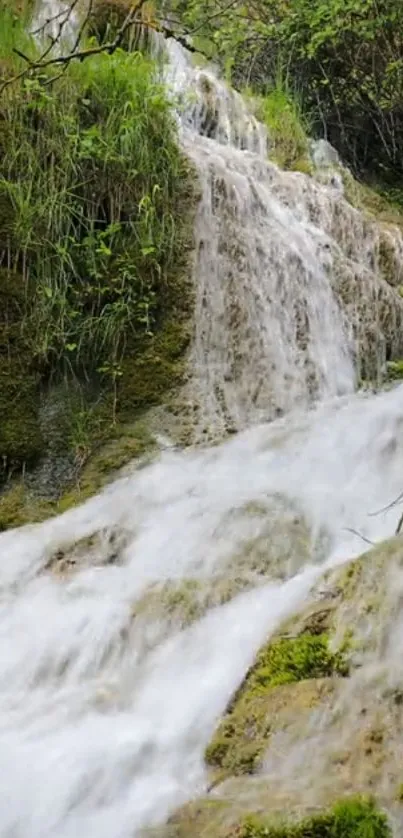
left=2, top=22, right=403, bottom=838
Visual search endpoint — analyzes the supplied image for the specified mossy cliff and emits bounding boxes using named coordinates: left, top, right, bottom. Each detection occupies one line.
left=160, top=796, right=390, bottom=838
left=0, top=269, right=44, bottom=478
left=152, top=538, right=403, bottom=838
left=0, top=7, right=199, bottom=528
left=205, top=632, right=348, bottom=782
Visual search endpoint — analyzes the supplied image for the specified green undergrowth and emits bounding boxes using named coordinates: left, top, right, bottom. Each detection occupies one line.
left=250, top=81, right=312, bottom=174
left=340, top=169, right=403, bottom=226
left=0, top=20, right=198, bottom=518
left=385, top=360, right=403, bottom=381
left=238, top=797, right=390, bottom=838
left=205, top=632, right=348, bottom=777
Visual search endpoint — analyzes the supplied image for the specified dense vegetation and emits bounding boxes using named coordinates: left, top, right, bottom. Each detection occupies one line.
left=170, top=0, right=403, bottom=186
left=0, top=2, right=196, bottom=497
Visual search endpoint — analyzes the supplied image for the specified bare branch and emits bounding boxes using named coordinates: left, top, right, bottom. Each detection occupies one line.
left=187, top=0, right=241, bottom=36
left=0, top=0, right=217, bottom=95
left=31, top=3, right=74, bottom=36
left=368, top=490, right=403, bottom=517
left=0, top=0, right=148, bottom=96
left=343, top=527, right=374, bottom=547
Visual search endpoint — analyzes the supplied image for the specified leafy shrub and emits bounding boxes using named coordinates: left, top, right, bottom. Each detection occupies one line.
left=171, top=0, right=403, bottom=183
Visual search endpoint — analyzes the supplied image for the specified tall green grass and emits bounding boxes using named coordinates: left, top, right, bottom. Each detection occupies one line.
left=0, top=45, right=190, bottom=381
left=250, top=70, right=312, bottom=172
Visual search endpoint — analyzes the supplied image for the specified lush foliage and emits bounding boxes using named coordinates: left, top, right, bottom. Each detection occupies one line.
left=251, top=80, right=311, bottom=172
left=1, top=48, right=188, bottom=378
left=0, top=7, right=196, bottom=483
left=169, top=0, right=403, bottom=182
left=240, top=797, right=391, bottom=838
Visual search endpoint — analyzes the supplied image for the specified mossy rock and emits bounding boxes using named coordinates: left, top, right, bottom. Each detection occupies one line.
left=205, top=633, right=348, bottom=781
left=0, top=364, right=43, bottom=472
left=117, top=320, right=192, bottom=416
left=132, top=574, right=256, bottom=631
left=0, top=483, right=55, bottom=531
left=0, top=416, right=156, bottom=530
left=288, top=156, right=314, bottom=176
left=0, top=269, right=43, bottom=479
left=89, top=0, right=132, bottom=42
left=385, top=359, right=403, bottom=381
left=162, top=795, right=390, bottom=838
left=377, top=227, right=403, bottom=287
left=236, top=796, right=391, bottom=837
left=341, top=169, right=403, bottom=226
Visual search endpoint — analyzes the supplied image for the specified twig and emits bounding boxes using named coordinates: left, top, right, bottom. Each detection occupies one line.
left=187, top=0, right=241, bottom=36
left=31, top=5, right=72, bottom=36
left=343, top=527, right=374, bottom=546
left=0, top=0, right=209, bottom=94
left=396, top=511, right=403, bottom=535
left=2, top=0, right=147, bottom=88
left=368, top=490, right=403, bottom=517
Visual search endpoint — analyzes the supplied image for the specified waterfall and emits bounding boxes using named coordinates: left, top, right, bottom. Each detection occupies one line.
left=1, top=28, right=403, bottom=838
left=165, top=40, right=403, bottom=437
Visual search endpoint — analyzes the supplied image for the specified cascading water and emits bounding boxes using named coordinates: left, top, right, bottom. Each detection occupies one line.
left=165, top=40, right=403, bottom=437
left=1, top=28, right=403, bottom=838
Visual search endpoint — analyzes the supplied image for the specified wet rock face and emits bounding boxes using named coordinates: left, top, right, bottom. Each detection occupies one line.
left=155, top=538, right=403, bottom=837
left=183, top=124, right=403, bottom=439
left=310, top=139, right=340, bottom=169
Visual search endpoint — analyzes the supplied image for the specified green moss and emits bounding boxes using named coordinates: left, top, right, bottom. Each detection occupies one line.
left=133, top=575, right=255, bottom=630
left=0, top=269, right=43, bottom=479
left=395, top=783, right=403, bottom=803
left=288, top=156, right=313, bottom=176
left=117, top=319, right=192, bottom=416
left=341, top=169, right=403, bottom=225
left=0, top=416, right=156, bottom=529
left=0, top=483, right=56, bottom=532
left=164, top=795, right=390, bottom=838
left=336, top=558, right=365, bottom=599
left=205, top=634, right=348, bottom=778
left=57, top=418, right=156, bottom=511
left=244, top=633, right=348, bottom=693
left=239, top=797, right=390, bottom=838
left=385, top=360, right=403, bottom=381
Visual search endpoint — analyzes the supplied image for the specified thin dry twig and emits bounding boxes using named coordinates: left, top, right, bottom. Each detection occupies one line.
left=368, top=490, right=403, bottom=517
left=343, top=527, right=374, bottom=546
left=0, top=0, right=148, bottom=95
